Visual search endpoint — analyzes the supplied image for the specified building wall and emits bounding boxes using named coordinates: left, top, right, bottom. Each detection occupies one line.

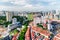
left=5, top=11, right=13, bottom=21
left=0, top=11, right=5, bottom=16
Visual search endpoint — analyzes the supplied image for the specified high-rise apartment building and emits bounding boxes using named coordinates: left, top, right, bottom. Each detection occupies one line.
left=5, top=11, right=13, bottom=21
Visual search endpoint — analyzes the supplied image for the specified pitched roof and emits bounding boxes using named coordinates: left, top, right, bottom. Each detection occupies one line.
left=53, top=33, right=60, bottom=40
left=25, top=27, right=31, bottom=40
left=31, top=26, right=50, bottom=38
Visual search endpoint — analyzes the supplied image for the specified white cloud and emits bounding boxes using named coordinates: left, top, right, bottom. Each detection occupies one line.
left=0, top=0, right=9, bottom=2
left=24, top=4, right=33, bottom=8
left=50, top=2, right=57, bottom=5
left=10, top=0, right=27, bottom=5
left=39, top=0, right=57, bottom=2
left=0, top=0, right=60, bottom=11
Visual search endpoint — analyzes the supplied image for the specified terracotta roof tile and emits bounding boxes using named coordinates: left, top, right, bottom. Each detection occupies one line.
left=53, top=33, right=60, bottom=40
left=25, top=27, right=31, bottom=40
left=31, top=26, right=50, bottom=37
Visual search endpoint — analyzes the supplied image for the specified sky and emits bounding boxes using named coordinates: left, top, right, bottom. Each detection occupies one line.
left=0, top=0, right=60, bottom=11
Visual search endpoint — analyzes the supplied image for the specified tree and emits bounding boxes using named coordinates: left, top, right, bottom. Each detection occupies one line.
left=18, top=25, right=28, bottom=40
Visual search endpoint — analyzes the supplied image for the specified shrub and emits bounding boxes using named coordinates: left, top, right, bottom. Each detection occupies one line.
left=37, top=23, right=43, bottom=28
left=18, top=25, right=28, bottom=40
left=3, top=21, right=12, bottom=27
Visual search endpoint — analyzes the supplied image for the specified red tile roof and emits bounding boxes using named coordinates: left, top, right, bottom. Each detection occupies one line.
left=25, top=26, right=50, bottom=40
left=40, top=30, right=50, bottom=37
left=53, top=33, right=60, bottom=40
left=25, top=27, right=31, bottom=40
left=31, top=31, right=35, bottom=40
left=12, top=33, right=19, bottom=40
left=31, top=26, right=50, bottom=38
left=53, top=37, right=60, bottom=40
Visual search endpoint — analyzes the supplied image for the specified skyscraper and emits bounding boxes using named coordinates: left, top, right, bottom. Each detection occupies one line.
left=5, top=11, right=13, bottom=21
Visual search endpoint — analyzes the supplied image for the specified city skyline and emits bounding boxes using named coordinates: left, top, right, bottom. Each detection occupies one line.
left=0, top=0, right=60, bottom=11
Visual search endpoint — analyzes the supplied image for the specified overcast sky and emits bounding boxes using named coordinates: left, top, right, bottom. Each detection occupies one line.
left=0, top=0, right=60, bottom=11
